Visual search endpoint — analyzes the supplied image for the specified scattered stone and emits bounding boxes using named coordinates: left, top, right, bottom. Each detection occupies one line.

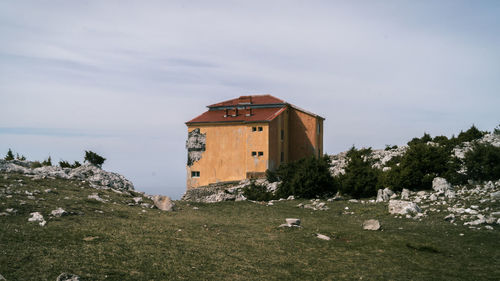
left=362, top=219, right=381, bottom=230
left=432, top=177, right=453, bottom=193
left=28, top=212, right=46, bottom=226
left=287, top=195, right=295, bottom=200
left=491, top=191, right=500, bottom=199
left=444, top=214, right=455, bottom=221
left=50, top=208, right=67, bottom=217
left=88, top=193, right=106, bottom=202
left=153, top=195, right=175, bottom=211
left=56, top=273, right=80, bottom=281
left=429, top=194, right=437, bottom=201
left=0, top=273, right=6, bottom=281
left=285, top=218, right=301, bottom=226
left=388, top=200, right=421, bottom=215
left=316, top=233, right=331, bottom=240
left=133, top=197, right=142, bottom=203
left=485, top=225, right=494, bottom=230
left=464, top=218, right=486, bottom=226
left=83, top=236, right=99, bottom=241
left=376, top=188, right=394, bottom=202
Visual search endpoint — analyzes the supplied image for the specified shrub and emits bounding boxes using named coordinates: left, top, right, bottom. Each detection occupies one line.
left=42, top=156, right=52, bottom=166
left=15, top=153, right=26, bottom=161
left=30, top=161, right=43, bottom=169
left=407, top=133, right=432, bottom=146
left=339, top=147, right=381, bottom=198
left=383, top=143, right=453, bottom=191
left=275, top=155, right=338, bottom=199
left=242, top=181, right=274, bottom=201
left=463, top=142, right=500, bottom=181
left=265, top=169, right=279, bottom=183
left=385, top=145, right=398, bottom=151
left=84, top=150, right=106, bottom=168
left=59, top=160, right=81, bottom=168
left=4, top=149, right=14, bottom=161
left=456, top=125, right=487, bottom=144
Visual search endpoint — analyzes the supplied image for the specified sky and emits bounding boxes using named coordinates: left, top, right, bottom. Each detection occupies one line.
left=1, top=0, right=499, bottom=199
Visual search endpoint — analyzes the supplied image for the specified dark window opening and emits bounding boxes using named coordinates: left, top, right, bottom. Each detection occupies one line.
left=280, top=129, right=284, bottom=141
left=252, top=151, right=257, bottom=156
left=258, top=127, right=263, bottom=131
left=280, top=152, right=284, bottom=162
left=258, top=151, right=264, bottom=156
left=191, top=171, right=200, bottom=177
left=252, top=127, right=257, bottom=132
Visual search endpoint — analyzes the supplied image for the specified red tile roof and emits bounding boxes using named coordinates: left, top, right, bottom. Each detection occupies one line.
left=207, top=94, right=285, bottom=108
left=186, top=106, right=286, bottom=124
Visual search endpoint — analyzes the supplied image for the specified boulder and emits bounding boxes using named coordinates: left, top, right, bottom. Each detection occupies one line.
left=50, top=208, right=67, bottom=217
left=362, top=219, right=381, bottom=230
left=388, top=200, right=421, bottom=215
left=0, top=273, right=6, bottom=281
left=285, top=218, right=301, bottom=226
left=401, top=189, right=410, bottom=200
left=432, top=177, right=453, bottom=193
left=153, top=195, right=175, bottom=211
left=28, top=212, right=46, bottom=226
left=56, top=273, right=80, bottom=281
left=376, top=188, right=394, bottom=202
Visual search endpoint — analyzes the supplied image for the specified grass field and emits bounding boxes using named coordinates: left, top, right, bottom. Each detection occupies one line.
left=1, top=173, right=499, bottom=280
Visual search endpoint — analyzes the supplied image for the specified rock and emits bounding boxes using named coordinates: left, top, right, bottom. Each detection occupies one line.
left=285, top=218, right=301, bottom=226
left=316, top=233, right=331, bottom=240
left=464, top=218, right=486, bottom=226
left=88, top=193, right=106, bottom=202
left=0, top=273, right=6, bottom=281
left=28, top=212, right=46, bottom=226
left=153, top=195, right=175, bottom=211
left=445, top=190, right=456, bottom=199
left=362, top=219, right=381, bottom=230
left=376, top=188, right=394, bottom=202
left=401, top=189, right=410, bottom=200
left=444, top=214, right=455, bottom=221
left=429, top=194, right=438, bottom=201
left=287, top=195, right=295, bottom=200
left=50, top=208, right=67, bottom=217
left=490, top=191, right=500, bottom=199
left=432, top=177, right=453, bottom=193
left=388, top=200, right=421, bottom=215
left=491, top=211, right=500, bottom=218
left=485, top=225, right=494, bottom=230
left=56, top=273, right=80, bottom=281
left=133, top=197, right=142, bottom=203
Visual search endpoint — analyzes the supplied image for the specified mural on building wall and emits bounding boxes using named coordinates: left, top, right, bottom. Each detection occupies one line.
left=186, top=128, right=206, bottom=166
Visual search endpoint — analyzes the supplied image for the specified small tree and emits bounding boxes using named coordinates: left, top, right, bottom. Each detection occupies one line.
left=42, top=156, right=52, bottom=166
left=4, top=149, right=14, bottom=161
left=463, top=142, right=500, bottom=181
left=339, top=147, right=381, bottom=198
left=84, top=150, right=106, bottom=168
left=15, top=153, right=26, bottom=161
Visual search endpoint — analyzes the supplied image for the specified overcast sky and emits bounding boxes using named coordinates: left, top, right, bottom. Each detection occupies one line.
left=1, top=0, right=499, bottom=199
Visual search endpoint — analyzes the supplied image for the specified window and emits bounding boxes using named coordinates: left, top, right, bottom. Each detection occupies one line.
left=252, top=127, right=257, bottom=132
left=280, top=152, right=284, bottom=162
left=258, top=151, right=264, bottom=156
left=258, top=127, right=263, bottom=131
left=280, top=129, right=284, bottom=141
left=191, top=171, right=200, bottom=177
left=252, top=151, right=257, bottom=156
left=317, top=123, right=321, bottom=134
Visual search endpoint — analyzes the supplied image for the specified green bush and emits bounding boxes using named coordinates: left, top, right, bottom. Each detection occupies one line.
left=456, top=125, right=487, bottom=144
left=15, top=153, right=26, bottom=161
left=59, top=160, right=82, bottom=169
left=339, top=147, right=381, bottom=198
left=4, top=149, right=14, bottom=161
left=42, top=156, right=52, bottom=166
left=84, top=150, right=106, bottom=168
left=407, top=133, right=432, bottom=146
left=275, top=155, right=338, bottom=199
left=463, top=142, right=500, bottom=181
left=30, top=161, right=43, bottom=169
left=242, top=182, right=274, bottom=201
left=265, top=169, right=279, bottom=183
left=383, top=143, right=454, bottom=191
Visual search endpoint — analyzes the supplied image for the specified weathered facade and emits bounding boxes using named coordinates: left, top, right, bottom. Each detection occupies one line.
left=185, top=95, right=324, bottom=189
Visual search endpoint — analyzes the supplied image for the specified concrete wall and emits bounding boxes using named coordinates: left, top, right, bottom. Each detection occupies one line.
left=186, top=123, right=269, bottom=189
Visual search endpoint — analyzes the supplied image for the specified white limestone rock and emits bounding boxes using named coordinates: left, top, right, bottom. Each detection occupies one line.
left=362, top=219, right=381, bottom=230
left=153, top=195, right=175, bottom=211
left=388, top=200, right=421, bottom=215
left=316, top=233, right=331, bottom=240
left=28, top=212, right=46, bottom=226
left=50, top=208, right=67, bottom=217
left=432, top=177, right=453, bottom=193
left=56, top=273, right=80, bottom=281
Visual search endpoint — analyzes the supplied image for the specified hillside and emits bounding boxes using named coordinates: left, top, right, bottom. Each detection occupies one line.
left=1, top=172, right=500, bottom=280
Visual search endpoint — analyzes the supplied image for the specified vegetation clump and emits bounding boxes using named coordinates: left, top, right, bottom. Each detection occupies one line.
left=59, top=160, right=82, bottom=169
left=84, top=150, right=106, bottom=168
left=274, top=155, right=338, bottom=199
left=339, top=147, right=381, bottom=198
left=4, top=149, right=14, bottom=161
left=242, top=181, right=274, bottom=201
left=463, top=142, right=500, bottom=181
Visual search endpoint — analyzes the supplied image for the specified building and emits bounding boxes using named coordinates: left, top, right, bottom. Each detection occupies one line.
left=185, top=95, right=324, bottom=189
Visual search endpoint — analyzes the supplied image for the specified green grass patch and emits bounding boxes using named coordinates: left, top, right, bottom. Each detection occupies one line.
left=0, top=174, right=499, bottom=280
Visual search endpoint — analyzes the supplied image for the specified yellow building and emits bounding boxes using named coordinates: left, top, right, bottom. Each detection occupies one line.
left=185, top=95, right=324, bottom=189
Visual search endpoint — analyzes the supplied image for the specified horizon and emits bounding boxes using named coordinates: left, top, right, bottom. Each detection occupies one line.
left=1, top=1, right=499, bottom=199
